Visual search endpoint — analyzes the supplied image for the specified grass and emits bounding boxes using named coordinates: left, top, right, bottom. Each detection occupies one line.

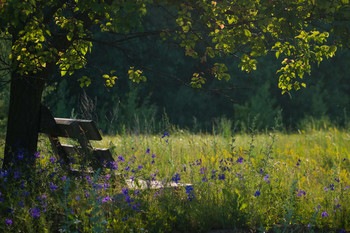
left=0, top=127, right=350, bottom=232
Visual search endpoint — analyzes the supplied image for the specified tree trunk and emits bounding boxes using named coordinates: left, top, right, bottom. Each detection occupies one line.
left=2, top=71, right=46, bottom=169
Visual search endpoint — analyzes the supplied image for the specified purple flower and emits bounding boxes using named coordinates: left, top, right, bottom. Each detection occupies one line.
left=200, top=167, right=207, bottom=174
left=34, top=152, right=40, bottom=158
left=61, top=176, right=66, bottom=181
left=324, top=187, right=329, bottom=191
left=122, top=187, right=129, bottom=196
left=76, top=196, right=81, bottom=200
left=118, top=156, right=125, bottom=162
left=344, top=186, right=349, bottom=190
left=296, top=189, right=306, bottom=196
left=321, top=211, right=329, bottom=217
left=102, top=196, right=111, bottom=203
left=49, top=183, right=59, bottom=191
left=138, top=165, right=143, bottom=170
left=49, top=157, right=56, bottom=163
left=329, top=184, right=335, bottom=191
left=335, top=178, right=340, bottom=183
left=14, top=171, right=20, bottom=179
left=125, top=166, right=130, bottom=171
left=19, top=200, right=24, bottom=207
left=162, top=132, right=169, bottom=138
left=218, top=174, right=225, bottom=180
left=259, top=168, right=263, bottom=174
left=343, top=158, right=346, bottom=162
left=202, top=176, right=208, bottom=182
left=264, top=174, right=270, bottom=183
left=254, top=190, right=261, bottom=197
left=146, top=148, right=150, bottom=154
left=297, top=159, right=301, bottom=166
left=336, top=204, right=341, bottom=208
left=151, top=154, right=156, bottom=158
left=29, top=207, right=40, bottom=218
left=172, top=173, right=181, bottom=183
left=5, top=219, right=13, bottom=226
left=236, top=157, right=243, bottom=163
left=185, top=186, right=195, bottom=201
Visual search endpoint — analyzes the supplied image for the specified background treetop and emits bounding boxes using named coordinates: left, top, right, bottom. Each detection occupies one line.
left=1, top=0, right=349, bottom=93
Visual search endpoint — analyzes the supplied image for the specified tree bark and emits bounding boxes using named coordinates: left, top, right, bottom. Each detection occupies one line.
left=2, top=71, right=46, bottom=169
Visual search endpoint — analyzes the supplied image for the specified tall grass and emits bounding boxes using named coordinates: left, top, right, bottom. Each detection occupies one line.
left=0, top=126, right=349, bottom=232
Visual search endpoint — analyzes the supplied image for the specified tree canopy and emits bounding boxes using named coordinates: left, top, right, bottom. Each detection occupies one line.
left=0, top=0, right=350, bottom=168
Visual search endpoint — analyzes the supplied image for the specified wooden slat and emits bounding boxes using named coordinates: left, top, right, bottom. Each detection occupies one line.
left=40, top=118, right=102, bottom=140
left=61, top=144, right=114, bottom=163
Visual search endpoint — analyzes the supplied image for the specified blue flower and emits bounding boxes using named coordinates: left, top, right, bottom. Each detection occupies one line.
left=236, top=157, right=243, bottom=163
left=321, top=211, right=329, bottom=217
left=185, top=186, right=195, bottom=201
left=102, top=196, right=111, bottom=203
left=29, top=207, right=41, bottom=218
left=49, top=183, right=59, bottom=191
left=254, top=190, right=261, bottom=197
left=118, top=155, right=125, bottom=162
left=49, top=157, right=56, bottom=163
left=146, top=148, right=150, bottom=154
left=329, top=184, right=335, bottom=191
left=172, top=173, right=181, bottom=183
left=5, top=219, right=13, bottom=226
left=296, top=189, right=306, bottom=196
left=218, top=174, right=225, bottom=180
left=264, top=174, right=270, bottom=183
left=162, top=132, right=170, bottom=138
left=335, top=178, right=340, bottom=183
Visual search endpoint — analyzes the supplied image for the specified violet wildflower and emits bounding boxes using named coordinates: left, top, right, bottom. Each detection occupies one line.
left=236, top=157, right=243, bottom=163
left=297, top=159, right=301, bottom=166
left=5, top=219, right=13, bottom=226
left=102, top=196, right=111, bottom=203
left=324, top=186, right=329, bottom=191
left=202, top=176, right=208, bottom=182
left=118, top=155, right=125, bottom=162
left=218, top=174, right=225, bottom=180
left=343, top=158, right=346, bottom=162
left=254, top=190, right=261, bottom=197
left=200, top=167, right=207, bottom=174
left=321, top=211, right=329, bottom=217
left=296, top=189, right=306, bottom=196
left=335, top=178, right=340, bottom=183
left=264, top=174, right=270, bottom=183
left=49, top=183, right=59, bottom=191
left=162, top=132, right=169, bottom=138
left=151, top=154, right=156, bottom=158
left=146, top=148, right=150, bottom=154
left=14, top=171, right=20, bottom=179
left=185, top=186, right=195, bottom=201
left=138, top=165, right=143, bottom=170
left=329, top=184, right=335, bottom=191
left=29, top=207, right=41, bottom=218
left=259, top=168, right=263, bottom=174
left=336, top=204, right=341, bottom=208
left=76, top=196, right=81, bottom=201
left=61, top=176, right=66, bottom=181
left=172, top=173, right=181, bottom=183
left=49, top=156, right=56, bottom=163
left=34, top=152, right=40, bottom=158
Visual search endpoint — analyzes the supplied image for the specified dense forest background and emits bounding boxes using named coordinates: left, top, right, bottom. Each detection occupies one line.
left=1, top=7, right=349, bottom=136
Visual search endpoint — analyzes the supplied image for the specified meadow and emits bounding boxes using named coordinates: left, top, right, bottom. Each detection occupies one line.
left=0, top=126, right=350, bottom=232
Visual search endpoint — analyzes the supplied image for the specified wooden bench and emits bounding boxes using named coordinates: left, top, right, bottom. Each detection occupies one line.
left=39, top=104, right=114, bottom=170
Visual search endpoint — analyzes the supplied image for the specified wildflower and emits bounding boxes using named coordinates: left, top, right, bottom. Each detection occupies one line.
left=102, top=196, right=111, bottom=203
left=151, top=160, right=155, bottom=164
left=340, top=230, right=346, bottom=233
left=85, top=192, right=90, bottom=198
left=297, top=159, right=301, bottom=166
left=172, top=173, right=181, bottom=183
left=264, top=174, right=270, bottom=183
left=162, top=132, right=169, bottom=138
left=254, top=190, right=261, bottom=197
left=122, top=187, right=129, bottom=196
left=118, top=155, right=125, bottom=162
left=5, top=219, right=13, bottom=226
left=49, top=183, right=59, bottom=191
left=218, top=174, right=225, bottom=180
left=19, top=200, right=24, bottom=207
left=49, top=156, right=56, bottom=163
left=185, top=186, right=195, bottom=201
left=122, top=217, right=127, bottom=222
left=236, top=157, right=243, bottom=163
left=296, top=189, right=306, bottom=196
left=151, top=154, right=156, bottom=158
left=61, top=176, right=66, bottom=181
left=321, top=211, right=329, bottom=217
left=259, top=168, right=263, bottom=174
left=343, top=158, right=346, bottom=162
left=34, top=152, right=40, bottom=158
left=134, top=190, right=140, bottom=195
left=138, top=165, right=143, bottom=170
left=344, top=186, right=349, bottom=190
left=29, top=207, right=41, bottom=218
left=202, top=176, right=208, bottom=182
left=329, top=184, right=335, bottom=191
left=76, top=196, right=81, bottom=201
left=200, top=167, right=207, bottom=174
left=335, top=178, right=340, bottom=183
left=336, top=204, right=341, bottom=208
left=324, top=187, right=329, bottom=191
left=14, top=171, right=20, bottom=179
left=146, top=148, right=150, bottom=154
left=125, top=166, right=130, bottom=171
